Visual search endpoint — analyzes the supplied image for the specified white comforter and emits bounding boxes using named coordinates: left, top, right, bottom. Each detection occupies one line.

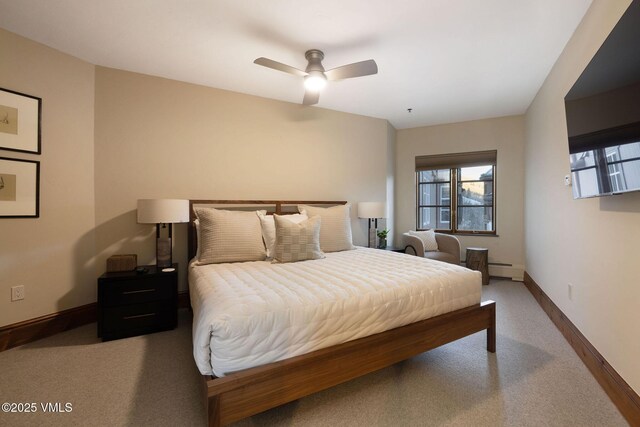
left=189, top=247, right=481, bottom=376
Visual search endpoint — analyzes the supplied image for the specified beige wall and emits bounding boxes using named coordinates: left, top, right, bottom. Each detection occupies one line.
left=0, top=30, right=393, bottom=326
left=0, top=29, right=96, bottom=326
left=94, top=67, right=392, bottom=291
left=385, top=122, right=396, bottom=244
left=524, top=0, right=639, bottom=394
left=395, top=116, right=525, bottom=279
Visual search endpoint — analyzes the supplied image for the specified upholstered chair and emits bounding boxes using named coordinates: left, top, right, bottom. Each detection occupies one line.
left=402, top=232, right=461, bottom=265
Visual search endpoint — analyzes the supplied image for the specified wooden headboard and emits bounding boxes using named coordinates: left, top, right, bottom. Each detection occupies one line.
left=187, top=200, right=347, bottom=261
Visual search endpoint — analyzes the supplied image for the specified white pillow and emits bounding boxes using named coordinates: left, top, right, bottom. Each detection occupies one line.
left=298, top=204, right=356, bottom=252
left=272, top=215, right=325, bottom=263
left=257, top=211, right=308, bottom=258
left=409, top=230, right=439, bottom=252
left=194, top=207, right=267, bottom=264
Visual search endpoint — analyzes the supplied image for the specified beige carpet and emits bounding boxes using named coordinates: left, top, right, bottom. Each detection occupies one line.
left=0, top=280, right=626, bottom=426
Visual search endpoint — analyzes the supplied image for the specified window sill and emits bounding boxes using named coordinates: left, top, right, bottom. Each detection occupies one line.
left=420, top=230, right=499, bottom=237
left=453, top=232, right=499, bottom=237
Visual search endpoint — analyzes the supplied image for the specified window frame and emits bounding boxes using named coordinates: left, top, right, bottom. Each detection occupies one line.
left=416, top=171, right=451, bottom=231
left=416, top=165, right=497, bottom=235
left=439, top=185, right=450, bottom=224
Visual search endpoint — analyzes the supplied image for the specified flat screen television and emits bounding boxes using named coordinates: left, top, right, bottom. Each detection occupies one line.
left=564, top=0, right=640, bottom=199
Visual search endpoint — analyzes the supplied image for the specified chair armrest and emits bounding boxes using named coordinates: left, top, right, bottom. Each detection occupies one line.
left=434, top=233, right=461, bottom=262
left=402, top=233, right=425, bottom=256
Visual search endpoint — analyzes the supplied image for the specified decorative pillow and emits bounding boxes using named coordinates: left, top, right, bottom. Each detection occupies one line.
left=273, top=214, right=324, bottom=263
left=298, top=204, right=356, bottom=252
left=257, top=211, right=309, bottom=258
left=194, top=218, right=201, bottom=261
left=194, top=207, right=267, bottom=264
left=409, top=229, right=439, bottom=252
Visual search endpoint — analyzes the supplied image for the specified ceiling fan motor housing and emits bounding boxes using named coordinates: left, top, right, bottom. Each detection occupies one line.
left=305, top=49, right=326, bottom=73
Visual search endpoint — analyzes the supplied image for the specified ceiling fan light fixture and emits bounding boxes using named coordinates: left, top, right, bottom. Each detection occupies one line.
left=254, top=49, right=377, bottom=105
left=304, top=72, right=327, bottom=92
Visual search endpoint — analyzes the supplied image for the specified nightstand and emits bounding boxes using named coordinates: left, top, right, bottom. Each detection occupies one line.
left=379, top=246, right=408, bottom=253
left=97, top=264, right=178, bottom=341
left=466, top=248, right=489, bottom=286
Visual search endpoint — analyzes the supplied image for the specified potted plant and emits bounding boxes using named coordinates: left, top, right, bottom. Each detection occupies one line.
left=376, top=229, right=389, bottom=249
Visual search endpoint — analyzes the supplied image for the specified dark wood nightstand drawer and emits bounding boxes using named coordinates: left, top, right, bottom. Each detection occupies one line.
left=97, top=264, right=178, bottom=341
left=101, top=301, right=176, bottom=335
left=100, top=276, right=174, bottom=307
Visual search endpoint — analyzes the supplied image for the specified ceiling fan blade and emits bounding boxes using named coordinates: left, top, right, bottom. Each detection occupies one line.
left=324, top=59, right=378, bottom=81
left=303, top=89, right=320, bottom=105
left=254, top=57, right=307, bottom=77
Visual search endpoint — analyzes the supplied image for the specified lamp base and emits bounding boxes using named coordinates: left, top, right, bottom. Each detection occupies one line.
left=156, top=237, right=172, bottom=268
left=368, top=227, right=377, bottom=248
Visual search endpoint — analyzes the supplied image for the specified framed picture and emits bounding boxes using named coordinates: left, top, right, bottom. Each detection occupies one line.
left=0, top=87, right=42, bottom=154
left=0, top=157, right=40, bottom=218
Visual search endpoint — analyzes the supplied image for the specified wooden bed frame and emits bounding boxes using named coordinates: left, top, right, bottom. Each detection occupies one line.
left=188, top=200, right=496, bottom=427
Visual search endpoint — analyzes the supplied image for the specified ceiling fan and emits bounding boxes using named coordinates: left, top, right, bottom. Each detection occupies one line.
left=254, top=49, right=378, bottom=105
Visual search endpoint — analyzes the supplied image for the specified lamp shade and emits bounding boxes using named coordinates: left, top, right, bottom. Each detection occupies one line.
left=357, top=202, right=386, bottom=219
left=137, top=199, right=189, bottom=224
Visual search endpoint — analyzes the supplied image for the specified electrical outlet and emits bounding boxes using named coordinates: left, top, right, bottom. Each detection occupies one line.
left=11, top=285, right=25, bottom=301
left=568, top=283, right=573, bottom=301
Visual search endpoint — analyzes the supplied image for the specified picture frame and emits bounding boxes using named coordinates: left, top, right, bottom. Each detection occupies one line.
left=0, top=87, right=42, bottom=154
left=0, top=157, right=40, bottom=218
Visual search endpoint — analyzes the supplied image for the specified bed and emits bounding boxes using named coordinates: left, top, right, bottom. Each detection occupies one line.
left=187, top=200, right=496, bottom=427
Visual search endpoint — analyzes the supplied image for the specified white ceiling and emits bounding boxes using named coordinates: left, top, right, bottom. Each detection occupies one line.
left=0, top=0, right=592, bottom=129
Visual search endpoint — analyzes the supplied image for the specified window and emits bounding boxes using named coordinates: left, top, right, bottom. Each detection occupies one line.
left=417, top=169, right=451, bottom=230
left=415, top=150, right=496, bottom=234
left=439, top=185, right=450, bottom=224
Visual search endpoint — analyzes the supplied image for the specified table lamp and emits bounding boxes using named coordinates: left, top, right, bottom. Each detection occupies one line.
left=357, top=202, right=386, bottom=248
left=137, top=199, right=189, bottom=269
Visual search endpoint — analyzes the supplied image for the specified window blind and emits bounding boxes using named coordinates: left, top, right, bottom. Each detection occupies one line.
left=415, top=150, right=497, bottom=171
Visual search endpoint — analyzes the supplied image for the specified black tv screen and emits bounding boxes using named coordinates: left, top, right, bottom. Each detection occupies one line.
left=564, top=0, right=640, bottom=199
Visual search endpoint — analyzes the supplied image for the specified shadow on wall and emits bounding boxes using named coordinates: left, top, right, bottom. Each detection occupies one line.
left=285, top=104, right=325, bottom=122
left=598, top=191, right=640, bottom=212
left=57, top=209, right=151, bottom=313
left=90, top=208, right=190, bottom=291
left=51, top=219, right=97, bottom=314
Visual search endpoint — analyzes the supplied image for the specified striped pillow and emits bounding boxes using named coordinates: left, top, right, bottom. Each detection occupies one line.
left=273, top=215, right=324, bottom=263
left=298, top=204, right=356, bottom=253
left=194, top=208, right=267, bottom=264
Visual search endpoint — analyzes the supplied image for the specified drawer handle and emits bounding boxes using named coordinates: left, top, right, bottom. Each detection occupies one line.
left=122, top=288, right=156, bottom=295
left=123, top=313, right=156, bottom=320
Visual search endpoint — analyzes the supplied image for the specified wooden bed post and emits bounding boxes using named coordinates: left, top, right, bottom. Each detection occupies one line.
left=486, top=300, right=496, bottom=352
left=203, top=375, right=221, bottom=427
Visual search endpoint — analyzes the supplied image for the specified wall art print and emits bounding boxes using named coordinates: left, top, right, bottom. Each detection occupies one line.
left=0, top=157, right=39, bottom=217
left=0, top=87, right=41, bottom=154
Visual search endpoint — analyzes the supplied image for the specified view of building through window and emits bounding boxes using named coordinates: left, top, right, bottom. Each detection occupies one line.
left=417, top=165, right=495, bottom=233
left=570, top=141, right=640, bottom=198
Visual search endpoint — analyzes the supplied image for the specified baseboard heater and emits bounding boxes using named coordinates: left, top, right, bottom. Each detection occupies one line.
left=461, top=261, right=512, bottom=267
